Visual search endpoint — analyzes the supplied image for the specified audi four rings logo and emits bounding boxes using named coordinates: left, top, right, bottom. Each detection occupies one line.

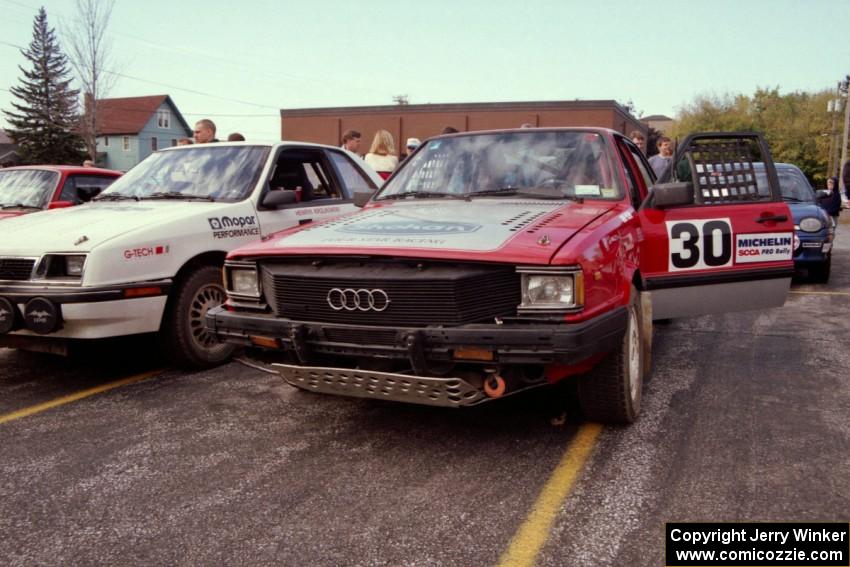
left=326, top=288, right=390, bottom=312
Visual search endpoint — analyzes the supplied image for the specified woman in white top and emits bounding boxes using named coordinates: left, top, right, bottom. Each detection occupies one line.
left=364, top=130, right=399, bottom=180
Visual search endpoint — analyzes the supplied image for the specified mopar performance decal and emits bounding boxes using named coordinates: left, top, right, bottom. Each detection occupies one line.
left=735, top=232, right=793, bottom=263
left=338, top=220, right=481, bottom=235
left=208, top=215, right=260, bottom=239
left=666, top=219, right=733, bottom=271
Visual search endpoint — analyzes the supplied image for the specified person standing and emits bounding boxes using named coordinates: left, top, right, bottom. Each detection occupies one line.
left=630, top=130, right=647, bottom=154
left=822, top=176, right=842, bottom=228
left=193, top=119, right=218, bottom=144
left=648, top=136, right=673, bottom=178
left=341, top=129, right=361, bottom=154
left=843, top=160, right=850, bottom=203
left=364, top=130, right=398, bottom=180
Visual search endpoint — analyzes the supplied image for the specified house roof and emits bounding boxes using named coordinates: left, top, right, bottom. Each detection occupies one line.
left=96, top=94, right=192, bottom=135
left=642, top=114, right=673, bottom=122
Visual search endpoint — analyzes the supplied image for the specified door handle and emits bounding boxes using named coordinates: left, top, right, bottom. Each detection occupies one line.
left=755, top=215, right=787, bottom=223
left=298, top=218, right=313, bottom=225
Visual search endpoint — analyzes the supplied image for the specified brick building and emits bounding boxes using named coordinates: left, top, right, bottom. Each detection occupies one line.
left=280, top=100, right=645, bottom=149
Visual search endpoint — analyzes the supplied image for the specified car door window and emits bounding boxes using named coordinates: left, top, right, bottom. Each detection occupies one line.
left=328, top=151, right=378, bottom=194
left=61, top=175, right=118, bottom=203
left=268, top=149, right=348, bottom=204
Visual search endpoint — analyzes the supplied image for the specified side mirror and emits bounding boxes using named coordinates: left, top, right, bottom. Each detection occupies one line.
left=262, top=190, right=297, bottom=209
left=48, top=200, right=74, bottom=210
left=649, top=182, right=694, bottom=209
left=353, top=191, right=373, bottom=207
left=815, top=189, right=830, bottom=201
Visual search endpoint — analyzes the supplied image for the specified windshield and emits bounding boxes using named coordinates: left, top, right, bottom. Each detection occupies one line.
left=376, top=131, right=622, bottom=200
left=754, top=166, right=815, bottom=202
left=99, top=145, right=270, bottom=202
left=0, top=169, right=59, bottom=208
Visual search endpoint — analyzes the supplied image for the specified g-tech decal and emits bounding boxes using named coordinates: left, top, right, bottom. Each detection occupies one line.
left=666, top=219, right=733, bottom=271
left=124, top=245, right=170, bottom=260
left=207, top=215, right=260, bottom=239
left=735, top=232, right=793, bottom=263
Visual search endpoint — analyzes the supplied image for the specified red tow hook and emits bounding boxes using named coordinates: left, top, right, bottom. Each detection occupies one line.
left=483, top=373, right=507, bottom=398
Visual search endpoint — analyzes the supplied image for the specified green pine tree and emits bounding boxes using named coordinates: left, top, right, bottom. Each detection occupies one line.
left=3, top=7, right=85, bottom=165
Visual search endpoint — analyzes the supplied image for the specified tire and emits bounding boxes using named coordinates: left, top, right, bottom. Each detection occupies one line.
left=809, top=256, right=831, bottom=284
left=578, top=285, right=644, bottom=424
left=159, top=265, right=235, bottom=369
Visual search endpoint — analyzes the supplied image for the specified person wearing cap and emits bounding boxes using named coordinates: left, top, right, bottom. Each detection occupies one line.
left=401, top=137, right=421, bottom=161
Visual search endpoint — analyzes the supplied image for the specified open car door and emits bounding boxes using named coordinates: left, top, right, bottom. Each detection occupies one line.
left=638, top=132, right=794, bottom=319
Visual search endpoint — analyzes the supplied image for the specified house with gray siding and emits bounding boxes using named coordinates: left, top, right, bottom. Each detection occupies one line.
left=95, top=95, right=192, bottom=170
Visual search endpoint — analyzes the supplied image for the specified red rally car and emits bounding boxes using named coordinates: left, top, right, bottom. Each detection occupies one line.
left=0, top=165, right=122, bottom=220
left=205, top=129, right=794, bottom=424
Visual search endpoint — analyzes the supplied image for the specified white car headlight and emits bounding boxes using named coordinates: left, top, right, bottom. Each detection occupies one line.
left=798, top=217, right=823, bottom=233
left=518, top=269, right=583, bottom=312
left=65, top=255, right=86, bottom=276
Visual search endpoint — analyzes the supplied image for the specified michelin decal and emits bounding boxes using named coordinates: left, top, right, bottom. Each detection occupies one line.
left=735, top=232, right=793, bottom=263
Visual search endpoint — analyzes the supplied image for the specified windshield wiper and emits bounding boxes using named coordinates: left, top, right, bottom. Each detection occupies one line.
left=94, top=193, right=140, bottom=202
left=141, top=191, right=215, bottom=201
left=782, top=196, right=806, bottom=202
left=378, top=191, right=468, bottom=201
left=0, top=203, right=41, bottom=210
left=468, top=186, right=577, bottom=200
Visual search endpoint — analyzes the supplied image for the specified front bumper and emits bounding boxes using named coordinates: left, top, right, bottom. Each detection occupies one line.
left=794, top=233, right=832, bottom=266
left=207, top=305, right=627, bottom=406
left=0, top=280, right=171, bottom=339
left=207, top=305, right=626, bottom=365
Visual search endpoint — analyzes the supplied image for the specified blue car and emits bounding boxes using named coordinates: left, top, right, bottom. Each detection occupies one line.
left=754, top=163, right=833, bottom=282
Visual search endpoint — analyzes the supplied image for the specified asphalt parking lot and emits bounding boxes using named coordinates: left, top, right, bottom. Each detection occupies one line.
left=1, top=220, right=848, bottom=567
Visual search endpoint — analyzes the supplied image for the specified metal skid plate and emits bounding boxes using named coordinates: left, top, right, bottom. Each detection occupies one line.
left=273, top=363, right=489, bottom=408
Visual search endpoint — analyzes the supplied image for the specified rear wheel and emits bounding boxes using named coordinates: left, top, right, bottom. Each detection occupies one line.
left=578, top=286, right=644, bottom=424
left=809, top=256, right=831, bottom=283
left=159, top=265, right=235, bottom=369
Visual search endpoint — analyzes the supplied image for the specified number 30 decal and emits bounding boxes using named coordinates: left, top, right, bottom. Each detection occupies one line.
left=666, top=219, right=732, bottom=271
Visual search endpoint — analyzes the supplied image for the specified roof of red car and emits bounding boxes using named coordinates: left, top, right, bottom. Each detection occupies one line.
left=2, top=165, right=122, bottom=176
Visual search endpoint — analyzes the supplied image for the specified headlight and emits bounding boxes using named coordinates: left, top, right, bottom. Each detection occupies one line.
left=35, top=254, right=87, bottom=279
left=225, top=262, right=260, bottom=298
left=798, top=217, right=823, bottom=232
left=65, top=255, right=86, bottom=276
left=518, top=268, right=583, bottom=312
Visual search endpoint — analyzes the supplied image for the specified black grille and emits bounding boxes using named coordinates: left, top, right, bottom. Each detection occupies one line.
left=261, top=261, right=520, bottom=326
left=0, top=258, right=35, bottom=281
left=323, top=327, right=399, bottom=346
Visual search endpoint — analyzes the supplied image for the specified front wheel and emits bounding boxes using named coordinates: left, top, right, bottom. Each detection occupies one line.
left=577, top=286, right=645, bottom=424
left=159, top=265, right=235, bottom=369
left=809, top=256, right=831, bottom=283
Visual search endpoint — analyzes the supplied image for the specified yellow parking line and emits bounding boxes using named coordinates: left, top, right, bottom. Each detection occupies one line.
left=0, top=369, right=163, bottom=425
left=497, top=423, right=603, bottom=567
left=789, top=290, right=850, bottom=296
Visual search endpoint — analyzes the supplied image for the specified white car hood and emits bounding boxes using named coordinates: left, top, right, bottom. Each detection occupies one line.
left=0, top=200, right=236, bottom=255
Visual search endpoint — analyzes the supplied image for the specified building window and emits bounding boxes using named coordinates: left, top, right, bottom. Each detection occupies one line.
left=157, top=110, right=170, bottom=129
left=151, top=137, right=158, bottom=151
left=103, top=136, right=109, bottom=147
left=123, top=136, right=130, bottom=151
left=171, top=138, right=177, bottom=147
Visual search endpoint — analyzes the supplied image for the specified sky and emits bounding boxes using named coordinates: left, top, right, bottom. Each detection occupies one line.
left=1, top=0, right=849, bottom=142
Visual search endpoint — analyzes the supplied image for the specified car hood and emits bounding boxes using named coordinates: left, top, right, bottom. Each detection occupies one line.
left=234, top=199, right=616, bottom=264
left=0, top=200, right=238, bottom=255
left=0, top=210, right=28, bottom=221
left=787, top=201, right=827, bottom=223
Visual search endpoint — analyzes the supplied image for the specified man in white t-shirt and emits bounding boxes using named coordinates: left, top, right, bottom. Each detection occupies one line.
left=340, top=129, right=361, bottom=155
